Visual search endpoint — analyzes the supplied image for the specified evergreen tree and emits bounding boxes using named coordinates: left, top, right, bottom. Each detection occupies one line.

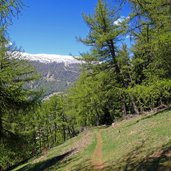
left=129, top=0, right=171, bottom=81
left=77, top=0, right=131, bottom=123
left=0, top=31, right=42, bottom=170
left=79, top=0, right=127, bottom=70
left=0, top=0, right=22, bottom=27
left=0, top=31, right=41, bottom=139
left=0, top=1, right=42, bottom=169
left=126, top=0, right=171, bottom=112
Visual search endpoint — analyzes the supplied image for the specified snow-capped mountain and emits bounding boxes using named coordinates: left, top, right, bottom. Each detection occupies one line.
left=21, top=53, right=82, bottom=66
left=22, top=53, right=82, bottom=97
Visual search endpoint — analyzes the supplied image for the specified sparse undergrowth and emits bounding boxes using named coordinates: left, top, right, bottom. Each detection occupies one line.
left=13, top=109, right=171, bottom=171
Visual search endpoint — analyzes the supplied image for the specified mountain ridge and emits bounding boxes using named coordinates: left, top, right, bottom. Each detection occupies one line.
left=21, top=53, right=83, bottom=65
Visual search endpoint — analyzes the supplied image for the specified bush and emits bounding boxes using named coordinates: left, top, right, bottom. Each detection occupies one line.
left=127, top=79, right=171, bottom=113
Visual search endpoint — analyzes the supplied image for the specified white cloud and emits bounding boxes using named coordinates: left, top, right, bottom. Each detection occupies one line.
left=8, top=41, right=13, bottom=46
left=126, top=35, right=130, bottom=39
left=113, top=16, right=130, bottom=26
left=5, top=41, right=13, bottom=47
left=126, top=34, right=134, bottom=39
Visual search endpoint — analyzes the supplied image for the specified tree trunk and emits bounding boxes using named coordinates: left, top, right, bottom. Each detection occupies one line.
left=131, top=96, right=140, bottom=115
left=45, top=120, right=49, bottom=148
left=63, top=126, right=66, bottom=142
left=54, top=122, right=57, bottom=144
left=108, top=40, right=120, bottom=75
left=0, top=112, right=3, bottom=142
left=121, top=96, right=127, bottom=116
left=39, top=128, right=42, bottom=152
left=95, top=108, right=100, bottom=126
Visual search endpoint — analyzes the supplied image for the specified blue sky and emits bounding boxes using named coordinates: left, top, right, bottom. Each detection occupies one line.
left=9, top=0, right=130, bottom=55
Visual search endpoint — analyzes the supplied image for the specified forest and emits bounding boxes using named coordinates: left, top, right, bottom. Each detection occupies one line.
left=0, top=0, right=171, bottom=170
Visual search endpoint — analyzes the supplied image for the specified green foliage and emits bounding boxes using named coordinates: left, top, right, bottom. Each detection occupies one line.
left=0, top=43, right=41, bottom=169
left=1, top=0, right=171, bottom=169
left=67, top=69, right=127, bottom=126
left=127, top=80, right=171, bottom=112
left=25, top=95, right=78, bottom=155
left=69, top=0, right=131, bottom=126
left=79, top=0, right=127, bottom=65
left=0, top=1, right=42, bottom=169
left=0, top=37, right=42, bottom=133
left=130, top=0, right=171, bottom=82
left=0, top=0, right=22, bottom=27
left=66, top=0, right=171, bottom=127
left=12, top=109, right=171, bottom=171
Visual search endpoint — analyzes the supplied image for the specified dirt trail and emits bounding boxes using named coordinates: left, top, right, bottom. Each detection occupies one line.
left=92, top=130, right=104, bottom=170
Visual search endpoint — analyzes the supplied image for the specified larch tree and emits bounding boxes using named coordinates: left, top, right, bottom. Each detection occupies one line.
left=129, top=0, right=171, bottom=81
left=79, top=0, right=127, bottom=69
left=78, top=0, right=140, bottom=119
left=0, top=0, right=41, bottom=142
left=0, top=0, right=42, bottom=169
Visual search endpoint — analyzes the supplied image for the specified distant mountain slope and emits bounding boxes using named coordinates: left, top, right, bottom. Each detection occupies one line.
left=21, top=53, right=82, bottom=97
left=12, top=109, right=171, bottom=171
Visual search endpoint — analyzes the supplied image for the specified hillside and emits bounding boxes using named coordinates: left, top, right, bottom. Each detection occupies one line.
left=12, top=109, right=171, bottom=171
left=30, top=61, right=81, bottom=97
left=21, top=53, right=82, bottom=97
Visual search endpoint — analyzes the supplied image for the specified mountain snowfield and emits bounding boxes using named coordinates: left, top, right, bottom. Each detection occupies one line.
left=21, top=53, right=83, bottom=65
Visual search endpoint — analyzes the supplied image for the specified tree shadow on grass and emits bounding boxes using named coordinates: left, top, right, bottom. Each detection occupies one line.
left=16, top=148, right=76, bottom=171
left=48, top=155, right=96, bottom=171
left=71, top=159, right=96, bottom=171
left=104, top=141, right=171, bottom=171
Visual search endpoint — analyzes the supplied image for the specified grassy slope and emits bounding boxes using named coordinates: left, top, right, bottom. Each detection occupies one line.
left=13, top=109, right=171, bottom=171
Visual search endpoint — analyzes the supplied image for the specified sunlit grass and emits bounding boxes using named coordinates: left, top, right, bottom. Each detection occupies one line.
left=13, top=109, right=171, bottom=171
left=102, top=109, right=171, bottom=170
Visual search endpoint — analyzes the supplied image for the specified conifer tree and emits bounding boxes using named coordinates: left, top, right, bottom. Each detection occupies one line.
left=79, top=0, right=127, bottom=72
left=0, top=1, right=42, bottom=169
left=0, top=0, right=41, bottom=141
left=129, top=0, right=171, bottom=81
